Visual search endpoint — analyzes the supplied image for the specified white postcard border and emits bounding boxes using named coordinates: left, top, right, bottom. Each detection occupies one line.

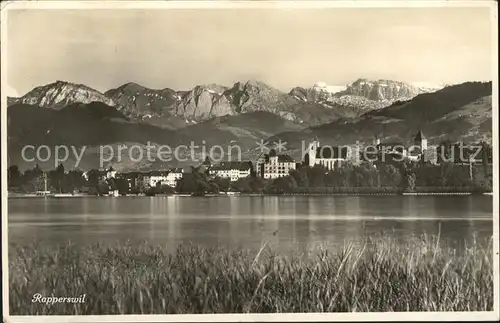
left=1, top=1, right=498, bottom=322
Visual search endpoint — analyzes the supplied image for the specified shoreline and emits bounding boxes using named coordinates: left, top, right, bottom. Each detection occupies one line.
left=7, top=191, right=493, bottom=198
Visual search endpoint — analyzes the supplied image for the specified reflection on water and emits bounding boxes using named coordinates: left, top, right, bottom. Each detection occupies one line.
left=8, top=196, right=493, bottom=254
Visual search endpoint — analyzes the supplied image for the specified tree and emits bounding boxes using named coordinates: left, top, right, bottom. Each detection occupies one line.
left=176, top=173, right=199, bottom=193
left=380, top=164, right=401, bottom=188
left=145, top=182, right=174, bottom=196
left=231, top=178, right=252, bottom=193
left=8, top=165, right=21, bottom=188
left=86, top=169, right=102, bottom=186
left=307, top=165, right=326, bottom=187
left=22, top=164, right=42, bottom=183
left=353, top=170, right=365, bottom=187
left=21, top=164, right=45, bottom=192
left=271, top=176, right=297, bottom=193
left=66, top=170, right=86, bottom=192
left=249, top=176, right=266, bottom=193
left=48, top=164, right=68, bottom=193
left=176, top=167, right=211, bottom=195
left=96, top=182, right=109, bottom=195
left=353, top=164, right=378, bottom=187
left=290, top=168, right=309, bottom=187
left=208, top=182, right=220, bottom=194
left=439, top=162, right=453, bottom=187
left=212, top=177, right=231, bottom=192
left=404, top=172, right=416, bottom=192
left=437, top=140, right=454, bottom=164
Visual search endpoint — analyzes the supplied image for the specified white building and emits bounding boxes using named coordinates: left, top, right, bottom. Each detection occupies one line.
left=145, top=171, right=170, bottom=187
left=303, top=140, right=350, bottom=170
left=254, top=155, right=267, bottom=177
left=106, top=166, right=117, bottom=179
left=166, top=168, right=184, bottom=187
left=210, top=161, right=252, bottom=182
left=262, top=153, right=296, bottom=179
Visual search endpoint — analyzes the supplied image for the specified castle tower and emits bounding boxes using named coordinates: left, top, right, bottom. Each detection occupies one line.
left=305, top=138, right=320, bottom=167
left=414, top=130, right=427, bottom=151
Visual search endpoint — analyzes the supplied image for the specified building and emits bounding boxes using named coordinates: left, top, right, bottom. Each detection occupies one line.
left=209, top=161, right=252, bottom=181
left=118, top=172, right=141, bottom=190
left=358, top=137, right=408, bottom=164
left=254, top=154, right=268, bottom=176
left=262, top=151, right=296, bottom=179
left=407, top=130, right=428, bottom=161
left=166, top=168, right=184, bottom=187
left=82, top=169, right=107, bottom=183
left=303, top=140, right=350, bottom=170
left=107, top=177, right=120, bottom=197
left=377, top=142, right=407, bottom=158
left=408, top=130, right=438, bottom=163
left=361, top=131, right=434, bottom=164
left=414, top=130, right=428, bottom=151
left=144, top=170, right=170, bottom=188
left=106, top=166, right=117, bottom=179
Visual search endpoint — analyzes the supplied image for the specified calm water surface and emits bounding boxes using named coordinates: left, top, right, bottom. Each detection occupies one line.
left=8, top=196, right=493, bottom=254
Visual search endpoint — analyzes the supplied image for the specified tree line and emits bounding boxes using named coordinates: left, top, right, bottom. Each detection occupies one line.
left=7, top=164, right=174, bottom=196
left=175, top=159, right=492, bottom=195
left=8, top=158, right=493, bottom=196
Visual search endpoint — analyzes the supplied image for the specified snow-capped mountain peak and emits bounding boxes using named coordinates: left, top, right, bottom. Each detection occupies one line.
left=312, top=81, right=346, bottom=94
left=411, top=82, right=445, bottom=92
left=338, top=78, right=440, bottom=102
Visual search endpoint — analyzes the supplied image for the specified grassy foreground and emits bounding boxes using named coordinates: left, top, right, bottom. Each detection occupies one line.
left=10, top=235, right=493, bottom=314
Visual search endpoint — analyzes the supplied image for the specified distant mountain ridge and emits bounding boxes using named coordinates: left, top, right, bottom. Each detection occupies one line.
left=338, top=78, right=437, bottom=101
left=290, top=79, right=442, bottom=111
left=104, top=82, right=180, bottom=119
left=8, top=78, right=443, bottom=128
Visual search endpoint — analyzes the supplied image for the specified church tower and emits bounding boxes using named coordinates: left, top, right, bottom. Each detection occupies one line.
left=414, top=130, right=427, bottom=151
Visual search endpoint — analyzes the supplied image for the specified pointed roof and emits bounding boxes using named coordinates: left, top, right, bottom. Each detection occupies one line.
left=415, top=130, right=426, bottom=141
left=277, top=155, right=295, bottom=163
left=202, top=156, right=212, bottom=166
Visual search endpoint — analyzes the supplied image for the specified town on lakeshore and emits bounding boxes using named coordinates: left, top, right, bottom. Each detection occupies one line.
left=8, top=130, right=493, bottom=197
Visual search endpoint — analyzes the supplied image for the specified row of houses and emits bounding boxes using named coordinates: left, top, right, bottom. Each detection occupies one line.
left=83, top=167, right=185, bottom=190
left=205, top=129, right=491, bottom=181
left=201, top=130, right=430, bottom=182
left=208, top=161, right=253, bottom=181
left=83, top=130, right=491, bottom=189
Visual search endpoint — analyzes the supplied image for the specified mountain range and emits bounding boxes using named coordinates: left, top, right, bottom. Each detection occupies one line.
left=6, top=78, right=492, bottom=171
left=9, top=78, right=441, bottom=127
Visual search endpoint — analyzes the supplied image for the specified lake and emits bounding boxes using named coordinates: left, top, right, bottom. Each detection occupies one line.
left=8, top=195, right=494, bottom=254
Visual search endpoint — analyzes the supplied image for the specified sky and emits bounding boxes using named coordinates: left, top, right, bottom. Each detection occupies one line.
left=5, top=6, right=495, bottom=97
